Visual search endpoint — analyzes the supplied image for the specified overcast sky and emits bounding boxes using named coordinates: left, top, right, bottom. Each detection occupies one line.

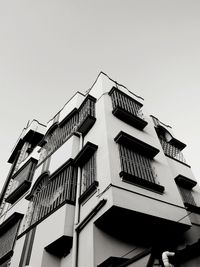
left=0, top=0, right=200, bottom=190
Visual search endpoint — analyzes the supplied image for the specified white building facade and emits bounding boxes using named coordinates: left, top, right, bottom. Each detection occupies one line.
left=0, top=72, right=200, bottom=267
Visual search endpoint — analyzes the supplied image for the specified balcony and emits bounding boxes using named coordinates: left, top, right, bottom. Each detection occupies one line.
left=24, top=159, right=77, bottom=229
left=38, top=95, right=96, bottom=165
left=0, top=212, right=23, bottom=264
left=109, top=87, right=147, bottom=130
left=6, top=158, right=38, bottom=204
left=77, top=95, right=96, bottom=135
left=160, top=139, right=188, bottom=165
left=178, top=186, right=200, bottom=214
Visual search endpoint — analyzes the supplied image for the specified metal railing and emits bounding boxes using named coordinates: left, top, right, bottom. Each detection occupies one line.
left=110, top=88, right=144, bottom=119
left=39, top=96, right=96, bottom=164
left=78, top=96, right=96, bottom=124
left=81, top=154, right=96, bottom=195
left=160, top=139, right=187, bottom=164
left=23, top=164, right=77, bottom=230
left=119, top=145, right=157, bottom=184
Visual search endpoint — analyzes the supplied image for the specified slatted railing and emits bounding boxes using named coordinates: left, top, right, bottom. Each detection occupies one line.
left=110, top=88, right=144, bottom=119
left=39, top=95, right=96, bottom=164
left=28, top=164, right=77, bottom=227
left=160, top=139, right=187, bottom=164
left=119, top=144, right=156, bottom=184
left=78, top=96, right=96, bottom=124
left=81, top=154, right=96, bottom=195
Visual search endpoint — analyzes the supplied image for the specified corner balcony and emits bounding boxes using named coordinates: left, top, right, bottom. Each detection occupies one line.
left=6, top=158, right=38, bottom=204
left=24, top=159, right=77, bottom=229
left=109, top=87, right=147, bottom=130
left=95, top=185, right=191, bottom=247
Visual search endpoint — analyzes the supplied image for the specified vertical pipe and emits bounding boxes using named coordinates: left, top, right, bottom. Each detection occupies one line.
left=71, top=132, right=83, bottom=267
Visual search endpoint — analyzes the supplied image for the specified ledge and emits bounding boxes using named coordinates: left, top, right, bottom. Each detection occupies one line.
left=77, top=115, right=96, bottom=136
left=79, top=181, right=99, bottom=204
left=45, top=235, right=73, bottom=258
left=74, top=142, right=98, bottom=166
left=175, top=175, right=197, bottom=189
left=184, top=203, right=200, bottom=214
left=112, top=106, right=147, bottom=130
left=169, top=137, right=186, bottom=151
left=97, top=256, right=128, bottom=267
left=114, top=131, right=159, bottom=158
left=120, top=171, right=165, bottom=193
left=6, top=180, right=31, bottom=204
left=0, top=212, right=23, bottom=234
left=6, top=157, right=38, bottom=204
left=11, top=157, right=38, bottom=181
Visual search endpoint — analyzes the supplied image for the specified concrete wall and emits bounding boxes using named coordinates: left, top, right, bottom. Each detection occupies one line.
left=29, top=204, right=74, bottom=267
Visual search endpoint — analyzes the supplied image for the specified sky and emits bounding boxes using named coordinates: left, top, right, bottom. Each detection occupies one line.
left=0, top=0, right=200, bottom=190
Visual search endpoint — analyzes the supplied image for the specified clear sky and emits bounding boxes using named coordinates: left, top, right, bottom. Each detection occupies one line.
left=0, top=0, right=200, bottom=190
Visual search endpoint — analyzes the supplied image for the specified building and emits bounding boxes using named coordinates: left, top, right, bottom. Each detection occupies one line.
left=0, top=72, right=200, bottom=267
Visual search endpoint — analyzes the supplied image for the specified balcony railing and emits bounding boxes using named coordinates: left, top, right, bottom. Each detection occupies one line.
left=109, top=87, right=147, bottom=130
left=160, top=139, right=187, bottom=164
left=6, top=158, right=38, bottom=204
left=39, top=95, right=96, bottom=165
left=77, top=95, right=96, bottom=134
left=23, top=161, right=77, bottom=231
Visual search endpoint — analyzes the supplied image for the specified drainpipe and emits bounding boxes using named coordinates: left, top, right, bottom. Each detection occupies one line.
left=162, top=251, right=175, bottom=267
left=71, top=131, right=83, bottom=267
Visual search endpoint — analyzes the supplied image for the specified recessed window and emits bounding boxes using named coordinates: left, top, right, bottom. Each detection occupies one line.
left=115, top=131, right=164, bottom=193
left=109, top=87, right=147, bottom=130
left=74, top=142, right=98, bottom=203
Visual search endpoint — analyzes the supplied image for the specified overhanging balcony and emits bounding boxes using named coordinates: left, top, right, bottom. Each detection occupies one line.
left=6, top=158, right=38, bottom=204
left=109, top=87, right=147, bottom=130
left=24, top=159, right=77, bottom=230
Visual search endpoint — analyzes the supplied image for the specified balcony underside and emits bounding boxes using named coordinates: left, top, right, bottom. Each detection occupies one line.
left=77, top=115, right=96, bottom=136
left=6, top=180, right=31, bottom=204
left=112, top=106, right=147, bottom=130
left=95, top=206, right=190, bottom=246
left=45, top=235, right=73, bottom=258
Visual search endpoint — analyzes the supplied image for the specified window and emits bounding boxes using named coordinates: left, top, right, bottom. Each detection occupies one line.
left=119, top=144, right=164, bottom=193
left=81, top=154, right=96, bottom=195
left=74, top=142, right=98, bottom=202
left=178, top=186, right=200, bottom=213
left=109, top=87, right=147, bottom=130
left=115, top=131, right=164, bottom=193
